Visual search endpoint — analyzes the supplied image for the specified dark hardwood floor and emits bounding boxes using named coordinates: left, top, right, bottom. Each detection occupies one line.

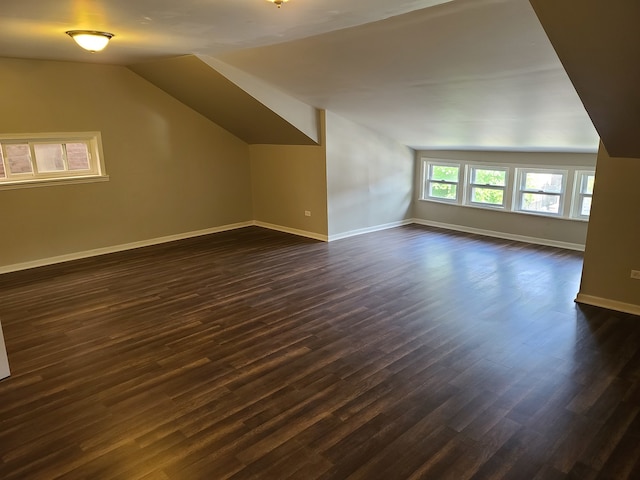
left=0, top=225, right=639, bottom=479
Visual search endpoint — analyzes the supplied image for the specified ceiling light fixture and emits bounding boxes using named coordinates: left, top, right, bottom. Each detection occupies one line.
left=65, top=30, right=114, bottom=52
left=267, top=0, right=289, bottom=8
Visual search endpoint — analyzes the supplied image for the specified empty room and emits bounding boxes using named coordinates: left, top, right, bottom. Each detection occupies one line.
left=1, top=0, right=639, bottom=479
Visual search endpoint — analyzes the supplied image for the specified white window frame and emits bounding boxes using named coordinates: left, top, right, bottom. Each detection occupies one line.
left=0, top=132, right=107, bottom=189
left=514, top=167, right=568, bottom=217
left=422, top=160, right=462, bottom=204
left=419, top=156, right=595, bottom=222
left=571, top=170, right=595, bottom=220
left=465, top=164, right=510, bottom=209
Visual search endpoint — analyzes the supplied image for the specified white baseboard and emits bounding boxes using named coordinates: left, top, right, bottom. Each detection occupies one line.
left=253, top=221, right=328, bottom=242
left=412, top=219, right=585, bottom=252
left=0, top=222, right=253, bottom=275
left=0, top=217, right=587, bottom=275
left=575, top=294, right=640, bottom=317
left=328, top=219, right=413, bottom=242
left=0, top=321, right=10, bottom=380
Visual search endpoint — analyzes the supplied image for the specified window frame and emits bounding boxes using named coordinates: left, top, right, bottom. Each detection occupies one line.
left=465, top=164, right=510, bottom=209
left=0, top=132, right=107, bottom=189
left=571, top=170, right=595, bottom=220
left=514, top=167, right=568, bottom=217
left=419, top=156, right=595, bottom=222
left=422, top=160, right=463, bottom=204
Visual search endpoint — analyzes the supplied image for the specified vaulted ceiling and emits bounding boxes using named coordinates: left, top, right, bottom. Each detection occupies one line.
left=0, top=0, right=602, bottom=152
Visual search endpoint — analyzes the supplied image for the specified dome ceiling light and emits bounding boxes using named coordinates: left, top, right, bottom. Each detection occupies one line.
left=65, top=30, right=114, bottom=53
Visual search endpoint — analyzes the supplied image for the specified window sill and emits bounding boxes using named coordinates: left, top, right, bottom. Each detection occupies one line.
left=0, top=175, right=109, bottom=191
left=418, top=198, right=589, bottom=222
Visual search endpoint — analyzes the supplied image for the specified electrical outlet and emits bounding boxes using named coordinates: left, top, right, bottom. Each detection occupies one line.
left=631, top=270, right=640, bottom=280
left=304, top=211, right=311, bottom=217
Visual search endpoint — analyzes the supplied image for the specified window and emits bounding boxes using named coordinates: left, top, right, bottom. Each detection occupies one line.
left=423, top=161, right=461, bottom=202
left=0, top=132, right=106, bottom=188
left=420, top=157, right=595, bottom=221
left=466, top=165, right=508, bottom=208
left=515, top=168, right=567, bottom=215
left=572, top=170, right=595, bottom=219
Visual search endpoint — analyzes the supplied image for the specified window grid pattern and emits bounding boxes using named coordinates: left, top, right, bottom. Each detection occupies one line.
left=467, top=166, right=509, bottom=208
left=424, top=162, right=461, bottom=203
left=573, top=171, right=595, bottom=219
left=421, top=159, right=595, bottom=221
left=0, top=133, right=104, bottom=187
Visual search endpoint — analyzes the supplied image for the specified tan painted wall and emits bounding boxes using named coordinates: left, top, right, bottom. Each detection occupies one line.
left=249, top=112, right=328, bottom=237
left=0, top=57, right=252, bottom=268
left=414, top=150, right=597, bottom=247
left=579, top=144, right=640, bottom=308
left=326, top=111, right=414, bottom=238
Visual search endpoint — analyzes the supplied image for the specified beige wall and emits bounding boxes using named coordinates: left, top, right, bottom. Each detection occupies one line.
left=414, top=150, right=597, bottom=247
left=578, top=144, right=640, bottom=311
left=249, top=111, right=328, bottom=237
left=0, top=58, right=252, bottom=268
left=326, top=111, right=414, bottom=238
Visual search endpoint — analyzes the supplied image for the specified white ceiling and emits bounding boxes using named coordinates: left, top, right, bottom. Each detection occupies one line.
left=0, top=0, right=599, bottom=152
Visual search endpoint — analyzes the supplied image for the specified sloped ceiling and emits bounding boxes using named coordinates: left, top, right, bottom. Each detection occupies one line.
left=129, top=55, right=318, bottom=145
left=530, top=0, right=640, bottom=158
left=218, top=0, right=599, bottom=151
left=0, top=0, right=600, bottom=152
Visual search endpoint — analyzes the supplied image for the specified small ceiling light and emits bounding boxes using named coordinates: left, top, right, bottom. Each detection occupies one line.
left=267, top=0, right=289, bottom=7
left=65, top=30, right=114, bottom=52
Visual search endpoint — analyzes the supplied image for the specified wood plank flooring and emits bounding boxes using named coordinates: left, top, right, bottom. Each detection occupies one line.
left=0, top=225, right=639, bottom=479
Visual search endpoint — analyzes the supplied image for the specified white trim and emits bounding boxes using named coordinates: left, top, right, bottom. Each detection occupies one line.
left=328, top=220, right=413, bottom=242
left=575, top=294, right=640, bottom=317
left=412, top=218, right=585, bottom=251
left=0, top=321, right=10, bottom=380
left=0, top=217, right=586, bottom=275
left=0, top=131, right=106, bottom=187
left=466, top=164, right=510, bottom=209
left=0, top=174, right=109, bottom=190
left=419, top=156, right=594, bottom=221
left=253, top=221, right=328, bottom=242
left=0, top=222, right=253, bottom=275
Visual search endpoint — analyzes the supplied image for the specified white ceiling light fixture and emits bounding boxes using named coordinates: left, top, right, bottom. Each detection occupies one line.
left=65, top=30, right=114, bottom=53
left=267, top=0, right=289, bottom=8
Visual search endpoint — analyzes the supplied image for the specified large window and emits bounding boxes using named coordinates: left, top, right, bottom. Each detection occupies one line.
left=424, top=162, right=461, bottom=202
left=0, top=132, right=106, bottom=189
left=515, top=168, right=567, bottom=216
left=420, top=158, right=595, bottom=221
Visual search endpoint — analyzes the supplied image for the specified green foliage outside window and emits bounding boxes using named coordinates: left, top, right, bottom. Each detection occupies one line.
left=472, top=187, right=503, bottom=205
left=471, top=169, right=506, bottom=205
left=430, top=183, right=457, bottom=199
left=431, top=165, right=459, bottom=182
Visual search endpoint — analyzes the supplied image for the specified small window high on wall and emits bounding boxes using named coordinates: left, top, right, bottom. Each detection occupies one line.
left=0, top=132, right=107, bottom=189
